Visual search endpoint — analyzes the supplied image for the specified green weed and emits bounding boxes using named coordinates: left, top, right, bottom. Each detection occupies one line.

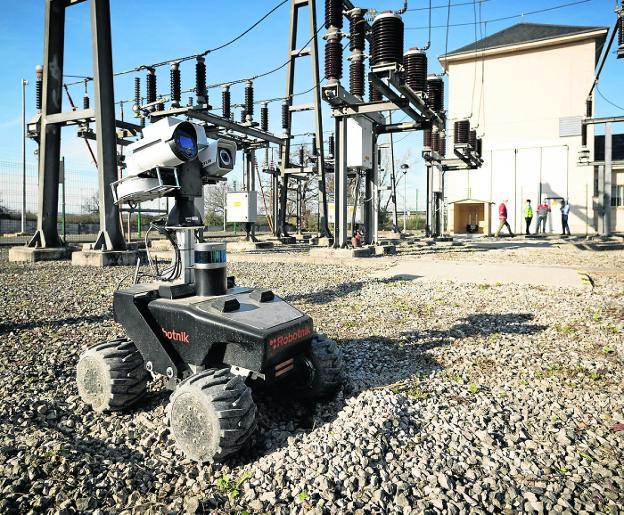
left=215, top=470, right=252, bottom=501
left=555, top=324, right=577, bottom=334
left=605, top=323, right=619, bottom=334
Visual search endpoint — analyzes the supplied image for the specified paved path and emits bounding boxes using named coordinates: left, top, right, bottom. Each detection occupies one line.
left=372, top=258, right=590, bottom=289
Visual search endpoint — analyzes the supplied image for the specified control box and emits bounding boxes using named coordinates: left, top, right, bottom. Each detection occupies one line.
left=346, top=116, right=374, bottom=170
left=226, top=191, right=258, bottom=223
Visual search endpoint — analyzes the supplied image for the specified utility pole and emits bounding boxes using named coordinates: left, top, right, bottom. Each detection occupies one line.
left=415, top=188, right=419, bottom=230
left=401, top=163, right=409, bottom=232
left=388, top=112, right=400, bottom=233
left=21, top=78, right=28, bottom=234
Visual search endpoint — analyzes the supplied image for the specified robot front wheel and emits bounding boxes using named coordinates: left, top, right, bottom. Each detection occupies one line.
left=166, top=368, right=257, bottom=463
left=76, top=332, right=344, bottom=463
left=165, top=333, right=345, bottom=462
left=76, top=339, right=150, bottom=413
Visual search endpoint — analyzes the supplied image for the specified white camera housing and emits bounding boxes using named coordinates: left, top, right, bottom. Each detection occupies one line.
left=125, top=117, right=204, bottom=176
left=198, top=138, right=237, bottom=177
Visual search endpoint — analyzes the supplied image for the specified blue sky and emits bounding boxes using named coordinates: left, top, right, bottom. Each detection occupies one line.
left=0, top=0, right=621, bottom=213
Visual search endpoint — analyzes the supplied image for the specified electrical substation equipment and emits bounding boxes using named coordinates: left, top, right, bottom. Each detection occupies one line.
left=618, top=5, right=623, bottom=58
left=227, top=191, right=258, bottom=223
left=321, top=0, right=485, bottom=245
left=347, top=116, right=374, bottom=169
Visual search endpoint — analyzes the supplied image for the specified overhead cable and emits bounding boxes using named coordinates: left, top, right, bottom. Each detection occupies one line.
left=64, top=0, right=288, bottom=86
left=406, top=0, right=591, bottom=30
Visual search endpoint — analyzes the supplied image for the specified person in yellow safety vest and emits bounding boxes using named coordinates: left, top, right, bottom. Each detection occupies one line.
left=524, top=199, right=533, bottom=235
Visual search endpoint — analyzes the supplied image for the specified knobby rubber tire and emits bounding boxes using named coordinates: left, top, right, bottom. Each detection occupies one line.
left=167, top=368, right=256, bottom=462
left=293, top=332, right=345, bottom=401
left=76, top=339, right=149, bottom=413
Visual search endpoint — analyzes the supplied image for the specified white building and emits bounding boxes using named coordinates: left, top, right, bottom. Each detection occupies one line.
left=439, top=23, right=611, bottom=235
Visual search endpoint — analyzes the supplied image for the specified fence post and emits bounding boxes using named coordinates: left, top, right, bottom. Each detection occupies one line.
left=137, top=204, right=142, bottom=238
left=60, top=156, right=66, bottom=241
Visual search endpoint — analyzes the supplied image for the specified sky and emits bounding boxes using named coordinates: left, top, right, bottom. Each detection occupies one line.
left=0, top=0, right=621, bottom=214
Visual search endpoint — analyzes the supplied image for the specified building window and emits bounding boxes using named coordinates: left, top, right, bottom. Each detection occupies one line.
left=612, top=185, right=623, bottom=207
left=594, top=168, right=599, bottom=197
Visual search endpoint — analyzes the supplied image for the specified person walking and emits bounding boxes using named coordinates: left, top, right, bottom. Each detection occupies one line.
left=536, top=199, right=549, bottom=234
left=561, top=199, right=571, bottom=236
left=524, top=199, right=533, bottom=235
left=495, top=199, right=515, bottom=238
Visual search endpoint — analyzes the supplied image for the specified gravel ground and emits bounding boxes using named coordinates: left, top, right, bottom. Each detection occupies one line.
left=0, top=245, right=622, bottom=514
left=412, top=239, right=624, bottom=273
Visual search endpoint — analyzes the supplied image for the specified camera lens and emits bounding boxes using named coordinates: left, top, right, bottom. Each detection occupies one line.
left=171, top=123, right=198, bottom=161
left=219, top=148, right=232, bottom=168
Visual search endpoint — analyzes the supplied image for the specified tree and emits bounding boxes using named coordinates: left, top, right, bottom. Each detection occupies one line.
left=203, top=183, right=228, bottom=225
left=81, top=193, right=100, bottom=214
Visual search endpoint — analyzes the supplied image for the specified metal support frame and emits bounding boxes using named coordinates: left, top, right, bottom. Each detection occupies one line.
left=425, top=164, right=432, bottom=236
left=368, top=66, right=445, bottom=131
left=421, top=141, right=483, bottom=237
left=583, top=116, right=621, bottom=237
left=363, top=133, right=379, bottom=245
left=603, top=122, right=612, bottom=236
left=334, top=117, right=349, bottom=247
left=151, top=107, right=283, bottom=146
left=244, top=148, right=257, bottom=242
left=28, top=0, right=125, bottom=250
left=28, top=0, right=66, bottom=248
left=90, top=0, right=125, bottom=251
left=388, top=112, right=400, bottom=233
left=279, top=0, right=330, bottom=239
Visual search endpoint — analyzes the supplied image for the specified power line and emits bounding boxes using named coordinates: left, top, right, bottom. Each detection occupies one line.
left=116, top=0, right=288, bottom=75
left=205, top=23, right=324, bottom=90
left=64, top=0, right=289, bottom=86
left=406, top=0, right=592, bottom=30
left=596, top=86, right=624, bottom=111
left=444, top=0, right=452, bottom=60
left=476, top=2, right=486, bottom=130
left=406, top=0, right=492, bottom=11
left=204, top=0, right=289, bottom=54
left=469, top=0, right=479, bottom=117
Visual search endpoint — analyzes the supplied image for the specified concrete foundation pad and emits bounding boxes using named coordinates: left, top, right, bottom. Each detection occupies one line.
left=72, top=249, right=147, bottom=267
left=379, top=231, right=405, bottom=240
left=149, top=239, right=173, bottom=251
left=373, top=258, right=588, bottom=289
left=227, top=241, right=274, bottom=252
left=374, top=245, right=397, bottom=256
left=9, top=246, right=74, bottom=263
left=309, top=246, right=373, bottom=259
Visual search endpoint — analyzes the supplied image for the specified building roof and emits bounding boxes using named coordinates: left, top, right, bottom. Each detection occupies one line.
left=594, top=134, right=624, bottom=162
left=448, top=199, right=495, bottom=205
left=441, top=22, right=608, bottom=59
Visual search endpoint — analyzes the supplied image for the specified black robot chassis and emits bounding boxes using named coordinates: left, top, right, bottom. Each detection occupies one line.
left=76, top=243, right=344, bottom=463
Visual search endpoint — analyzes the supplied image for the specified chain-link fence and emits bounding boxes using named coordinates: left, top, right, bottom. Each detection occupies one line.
left=0, top=160, right=176, bottom=244
left=0, top=159, right=100, bottom=238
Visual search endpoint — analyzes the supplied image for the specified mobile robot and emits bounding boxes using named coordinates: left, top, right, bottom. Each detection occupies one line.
left=76, top=118, right=344, bottom=462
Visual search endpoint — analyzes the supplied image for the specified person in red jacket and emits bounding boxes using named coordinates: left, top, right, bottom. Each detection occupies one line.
left=495, top=199, right=515, bottom=238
